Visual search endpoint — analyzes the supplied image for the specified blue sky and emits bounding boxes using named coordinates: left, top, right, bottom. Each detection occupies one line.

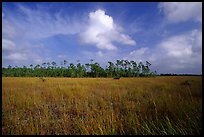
left=2, top=2, right=202, bottom=74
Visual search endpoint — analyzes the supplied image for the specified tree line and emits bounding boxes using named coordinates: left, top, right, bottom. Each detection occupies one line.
left=2, top=60, right=157, bottom=78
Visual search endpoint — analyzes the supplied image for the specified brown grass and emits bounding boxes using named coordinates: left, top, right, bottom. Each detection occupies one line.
left=2, top=76, right=202, bottom=135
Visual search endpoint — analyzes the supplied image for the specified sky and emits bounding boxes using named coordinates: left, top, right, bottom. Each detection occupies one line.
left=2, top=2, right=202, bottom=74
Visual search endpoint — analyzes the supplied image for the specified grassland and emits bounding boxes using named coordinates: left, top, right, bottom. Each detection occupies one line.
left=2, top=76, right=202, bottom=135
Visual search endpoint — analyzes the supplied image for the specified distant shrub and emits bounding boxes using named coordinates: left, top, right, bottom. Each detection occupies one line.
left=180, top=80, right=191, bottom=86
left=113, top=76, right=120, bottom=80
left=39, top=77, right=46, bottom=82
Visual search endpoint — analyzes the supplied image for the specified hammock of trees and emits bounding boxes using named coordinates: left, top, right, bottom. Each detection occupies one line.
left=2, top=60, right=157, bottom=78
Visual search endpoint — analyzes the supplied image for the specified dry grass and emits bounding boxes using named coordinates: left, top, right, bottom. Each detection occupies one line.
left=2, top=76, right=202, bottom=135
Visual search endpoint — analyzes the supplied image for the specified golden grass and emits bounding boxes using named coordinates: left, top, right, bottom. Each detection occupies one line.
left=2, top=76, right=202, bottom=135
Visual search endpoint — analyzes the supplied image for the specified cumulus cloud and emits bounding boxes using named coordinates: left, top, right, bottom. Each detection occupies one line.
left=125, top=29, right=202, bottom=74
left=159, top=2, right=202, bottom=23
left=80, top=9, right=136, bottom=50
left=158, top=29, right=202, bottom=58
left=159, top=35, right=192, bottom=58
left=156, top=30, right=202, bottom=73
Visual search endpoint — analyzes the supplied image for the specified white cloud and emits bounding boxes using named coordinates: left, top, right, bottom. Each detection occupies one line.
left=158, top=35, right=193, bottom=58
left=15, top=4, right=83, bottom=40
left=4, top=53, right=27, bottom=62
left=2, top=18, right=17, bottom=39
left=153, top=29, right=202, bottom=73
left=129, top=47, right=149, bottom=56
left=118, top=34, right=136, bottom=45
left=159, top=2, right=202, bottom=23
left=127, top=47, right=149, bottom=62
left=125, top=29, right=202, bottom=74
left=2, top=4, right=82, bottom=67
left=80, top=9, right=136, bottom=51
left=2, top=42, right=47, bottom=66
left=190, top=29, right=202, bottom=53
left=158, top=29, right=202, bottom=58
left=2, top=39, right=16, bottom=51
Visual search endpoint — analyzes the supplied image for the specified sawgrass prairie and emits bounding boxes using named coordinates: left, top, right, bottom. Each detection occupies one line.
left=2, top=76, right=202, bottom=135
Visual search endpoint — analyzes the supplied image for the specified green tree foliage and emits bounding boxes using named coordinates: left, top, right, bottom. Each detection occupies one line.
left=2, top=60, right=157, bottom=77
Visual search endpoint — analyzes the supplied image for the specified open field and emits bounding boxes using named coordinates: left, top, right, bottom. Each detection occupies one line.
left=2, top=76, right=202, bottom=135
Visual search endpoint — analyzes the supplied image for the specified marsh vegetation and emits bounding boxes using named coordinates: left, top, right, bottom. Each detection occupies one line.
left=2, top=76, right=202, bottom=135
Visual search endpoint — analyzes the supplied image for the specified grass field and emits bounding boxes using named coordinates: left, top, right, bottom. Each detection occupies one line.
left=2, top=76, right=202, bottom=135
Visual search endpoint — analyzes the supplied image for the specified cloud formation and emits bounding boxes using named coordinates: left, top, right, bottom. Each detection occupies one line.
left=80, top=9, right=136, bottom=50
left=16, top=5, right=83, bottom=40
left=127, top=47, right=149, bottom=62
left=2, top=4, right=82, bottom=67
left=156, top=30, right=202, bottom=73
left=2, top=3, right=202, bottom=74
left=2, top=39, right=16, bottom=52
left=126, top=29, right=202, bottom=74
left=159, top=2, right=202, bottom=23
